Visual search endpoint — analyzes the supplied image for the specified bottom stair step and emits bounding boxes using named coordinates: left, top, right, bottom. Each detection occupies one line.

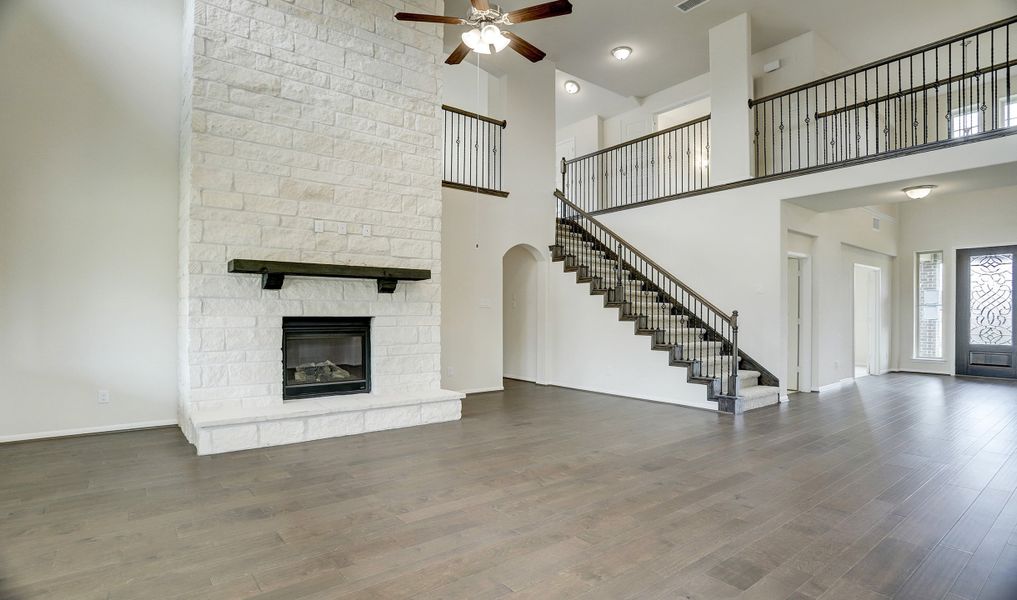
left=737, top=385, right=781, bottom=411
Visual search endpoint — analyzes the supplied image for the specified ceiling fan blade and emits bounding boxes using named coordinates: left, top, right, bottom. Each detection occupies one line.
left=504, top=0, right=573, bottom=24
left=503, top=31, right=546, bottom=63
left=471, top=0, right=491, bottom=10
left=394, top=12, right=465, bottom=25
left=445, top=42, right=472, bottom=65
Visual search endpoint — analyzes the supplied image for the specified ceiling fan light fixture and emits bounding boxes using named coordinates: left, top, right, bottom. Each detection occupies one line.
left=611, top=46, right=633, bottom=61
left=563, top=80, right=581, bottom=94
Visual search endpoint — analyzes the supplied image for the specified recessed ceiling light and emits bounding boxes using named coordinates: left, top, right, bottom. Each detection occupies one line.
left=611, top=46, right=632, bottom=61
left=902, top=185, right=936, bottom=200
left=563, top=80, right=580, bottom=94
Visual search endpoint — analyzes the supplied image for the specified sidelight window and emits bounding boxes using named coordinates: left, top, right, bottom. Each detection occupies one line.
left=915, top=251, right=944, bottom=359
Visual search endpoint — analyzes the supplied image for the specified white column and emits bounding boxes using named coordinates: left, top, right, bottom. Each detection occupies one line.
left=709, top=13, right=754, bottom=184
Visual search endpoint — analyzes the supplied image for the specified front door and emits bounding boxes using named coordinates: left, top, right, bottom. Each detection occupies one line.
left=956, top=246, right=1017, bottom=379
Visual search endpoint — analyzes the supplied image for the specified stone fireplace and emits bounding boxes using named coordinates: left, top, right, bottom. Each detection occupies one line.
left=176, top=0, right=462, bottom=455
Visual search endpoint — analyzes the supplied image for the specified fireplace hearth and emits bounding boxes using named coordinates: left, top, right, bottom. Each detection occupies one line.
left=282, top=317, right=371, bottom=400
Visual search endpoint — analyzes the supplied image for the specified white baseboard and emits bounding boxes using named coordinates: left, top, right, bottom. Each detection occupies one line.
left=815, top=377, right=857, bottom=393
left=459, top=386, right=504, bottom=395
left=502, top=374, right=536, bottom=383
left=0, top=419, right=178, bottom=444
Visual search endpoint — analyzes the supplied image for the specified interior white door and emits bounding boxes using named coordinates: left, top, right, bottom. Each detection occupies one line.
left=787, top=257, right=801, bottom=391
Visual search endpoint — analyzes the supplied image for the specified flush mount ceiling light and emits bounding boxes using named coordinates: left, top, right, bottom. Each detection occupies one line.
left=611, top=46, right=633, bottom=61
left=902, top=185, right=937, bottom=199
left=563, top=80, right=581, bottom=94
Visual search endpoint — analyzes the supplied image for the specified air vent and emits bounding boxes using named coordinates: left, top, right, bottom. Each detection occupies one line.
left=675, top=0, right=711, bottom=12
left=872, top=217, right=881, bottom=231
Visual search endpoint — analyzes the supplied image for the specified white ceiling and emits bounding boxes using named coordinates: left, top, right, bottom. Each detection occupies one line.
left=442, top=0, right=1016, bottom=99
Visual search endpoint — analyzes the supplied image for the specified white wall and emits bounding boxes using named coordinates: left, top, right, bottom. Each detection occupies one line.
left=709, top=13, right=754, bottom=183
left=896, top=186, right=1017, bottom=375
left=556, top=115, right=602, bottom=160
left=600, top=74, right=711, bottom=147
left=0, top=0, right=182, bottom=440
left=440, top=62, right=498, bottom=116
left=600, top=193, right=784, bottom=385
left=548, top=270, right=712, bottom=410
left=442, top=62, right=556, bottom=394
left=751, top=32, right=848, bottom=98
left=503, top=246, right=539, bottom=381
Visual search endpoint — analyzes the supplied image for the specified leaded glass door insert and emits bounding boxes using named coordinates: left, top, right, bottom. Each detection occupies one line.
left=957, top=246, right=1017, bottom=379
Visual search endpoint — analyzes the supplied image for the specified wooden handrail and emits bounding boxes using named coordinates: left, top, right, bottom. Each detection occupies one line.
left=441, top=104, right=507, bottom=128
left=749, top=14, right=1017, bottom=106
left=564, top=114, right=711, bottom=165
left=814, top=58, right=1017, bottom=119
left=554, top=190, right=732, bottom=322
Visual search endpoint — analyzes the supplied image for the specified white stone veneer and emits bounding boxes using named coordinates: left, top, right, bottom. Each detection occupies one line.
left=178, top=0, right=460, bottom=454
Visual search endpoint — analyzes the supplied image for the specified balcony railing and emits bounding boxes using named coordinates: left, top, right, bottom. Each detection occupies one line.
left=442, top=104, right=507, bottom=197
left=561, top=115, right=710, bottom=214
left=751, top=15, right=1017, bottom=177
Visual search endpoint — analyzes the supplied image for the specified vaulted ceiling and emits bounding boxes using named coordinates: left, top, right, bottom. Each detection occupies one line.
left=442, top=0, right=1016, bottom=99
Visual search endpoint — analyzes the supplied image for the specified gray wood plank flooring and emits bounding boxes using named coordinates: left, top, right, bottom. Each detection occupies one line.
left=1, top=373, right=1016, bottom=599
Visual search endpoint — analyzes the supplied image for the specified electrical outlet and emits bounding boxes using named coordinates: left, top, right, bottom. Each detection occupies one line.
left=337, top=222, right=348, bottom=235
left=446, top=366, right=455, bottom=376
left=97, top=390, right=111, bottom=405
left=314, top=220, right=324, bottom=233
left=362, top=225, right=371, bottom=237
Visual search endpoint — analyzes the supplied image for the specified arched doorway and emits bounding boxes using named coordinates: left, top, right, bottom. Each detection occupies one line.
left=502, top=244, right=544, bottom=383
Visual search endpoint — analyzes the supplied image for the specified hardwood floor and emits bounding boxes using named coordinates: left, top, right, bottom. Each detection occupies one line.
left=1, top=373, right=1016, bottom=599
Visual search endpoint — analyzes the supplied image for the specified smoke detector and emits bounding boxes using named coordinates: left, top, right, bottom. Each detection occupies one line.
left=675, top=0, right=711, bottom=13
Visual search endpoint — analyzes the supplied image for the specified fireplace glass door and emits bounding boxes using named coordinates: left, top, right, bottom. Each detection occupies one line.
left=282, top=317, right=371, bottom=399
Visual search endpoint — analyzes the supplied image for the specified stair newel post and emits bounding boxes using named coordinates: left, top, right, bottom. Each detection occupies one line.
left=561, top=157, right=567, bottom=197
left=615, top=242, right=623, bottom=292
left=729, top=311, right=740, bottom=397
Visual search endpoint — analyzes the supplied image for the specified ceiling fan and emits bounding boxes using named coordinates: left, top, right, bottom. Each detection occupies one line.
left=394, top=0, right=573, bottom=65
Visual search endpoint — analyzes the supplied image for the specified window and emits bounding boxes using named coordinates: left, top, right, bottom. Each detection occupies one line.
left=952, top=107, right=980, bottom=138
left=915, top=251, right=944, bottom=359
left=1000, top=95, right=1017, bottom=128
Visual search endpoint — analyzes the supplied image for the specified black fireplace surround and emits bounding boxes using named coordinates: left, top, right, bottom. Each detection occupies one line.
left=282, top=317, right=371, bottom=400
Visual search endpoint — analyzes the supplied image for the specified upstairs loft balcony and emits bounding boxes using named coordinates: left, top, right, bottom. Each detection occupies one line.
left=557, top=15, right=1017, bottom=214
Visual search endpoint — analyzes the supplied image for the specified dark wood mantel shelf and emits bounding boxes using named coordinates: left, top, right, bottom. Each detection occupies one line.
left=227, top=259, right=431, bottom=293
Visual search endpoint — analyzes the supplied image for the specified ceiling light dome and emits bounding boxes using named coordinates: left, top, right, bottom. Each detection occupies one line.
left=611, top=46, right=633, bottom=61
left=462, top=28, right=482, bottom=49
left=902, top=185, right=936, bottom=200
left=480, top=24, right=502, bottom=45
left=563, top=80, right=581, bottom=94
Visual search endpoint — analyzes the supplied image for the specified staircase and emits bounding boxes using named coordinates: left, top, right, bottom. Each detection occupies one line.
left=550, top=191, right=779, bottom=414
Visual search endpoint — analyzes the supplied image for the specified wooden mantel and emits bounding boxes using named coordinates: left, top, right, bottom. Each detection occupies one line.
left=227, top=259, right=431, bottom=293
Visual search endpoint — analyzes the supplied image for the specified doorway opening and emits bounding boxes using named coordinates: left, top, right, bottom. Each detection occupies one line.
left=853, top=265, right=881, bottom=378
left=787, top=256, right=803, bottom=391
left=503, top=245, right=541, bottom=382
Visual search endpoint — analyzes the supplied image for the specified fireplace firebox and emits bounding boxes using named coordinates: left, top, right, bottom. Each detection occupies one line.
left=282, top=317, right=371, bottom=400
